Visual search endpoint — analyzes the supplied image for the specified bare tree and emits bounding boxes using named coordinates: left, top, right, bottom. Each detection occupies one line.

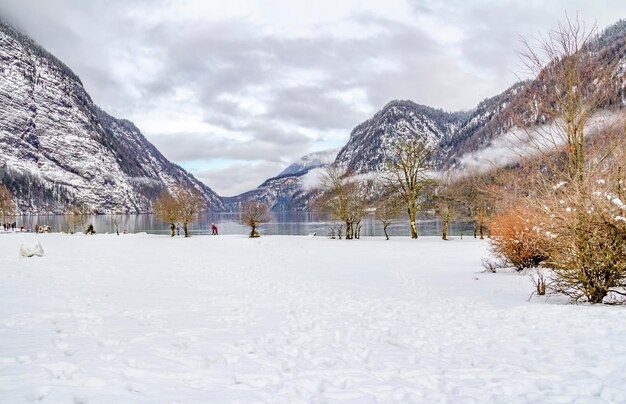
left=154, top=190, right=179, bottom=237
left=318, top=165, right=366, bottom=240
left=0, top=185, right=16, bottom=225
left=453, top=171, right=499, bottom=240
left=384, top=137, right=435, bottom=239
left=174, top=187, right=205, bottom=237
left=240, top=201, right=270, bottom=237
left=66, top=205, right=88, bottom=234
left=516, top=15, right=619, bottom=185
left=374, top=194, right=403, bottom=240
left=434, top=196, right=456, bottom=241
left=433, top=175, right=462, bottom=241
left=154, top=186, right=205, bottom=237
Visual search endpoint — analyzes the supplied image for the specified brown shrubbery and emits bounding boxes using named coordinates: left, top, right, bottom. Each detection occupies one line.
left=538, top=177, right=626, bottom=303
left=489, top=207, right=548, bottom=271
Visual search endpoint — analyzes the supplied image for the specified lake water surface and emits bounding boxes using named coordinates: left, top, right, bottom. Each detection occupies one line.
left=13, top=212, right=475, bottom=238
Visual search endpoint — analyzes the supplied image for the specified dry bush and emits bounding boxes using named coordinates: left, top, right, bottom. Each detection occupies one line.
left=539, top=177, right=626, bottom=303
left=481, top=257, right=508, bottom=273
left=489, top=207, right=548, bottom=271
left=531, top=269, right=547, bottom=296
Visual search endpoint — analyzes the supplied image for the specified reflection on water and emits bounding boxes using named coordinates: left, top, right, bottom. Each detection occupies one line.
left=14, top=212, right=475, bottom=237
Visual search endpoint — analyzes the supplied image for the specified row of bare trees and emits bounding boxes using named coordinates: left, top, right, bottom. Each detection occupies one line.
left=317, top=135, right=503, bottom=241
left=153, top=186, right=271, bottom=238
left=154, top=187, right=205, bottom=237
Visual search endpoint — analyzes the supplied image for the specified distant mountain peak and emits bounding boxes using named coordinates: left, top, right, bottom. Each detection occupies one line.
left=277, top=148, right=339, bottom=178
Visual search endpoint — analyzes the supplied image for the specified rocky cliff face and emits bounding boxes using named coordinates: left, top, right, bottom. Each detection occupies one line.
left=0, top=21, right=224, bottom=214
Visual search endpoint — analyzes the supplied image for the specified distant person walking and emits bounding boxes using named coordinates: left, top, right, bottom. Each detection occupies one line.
left=211, top=223, right=218, bottom=235
left=176, top=223, right=181, bottom=236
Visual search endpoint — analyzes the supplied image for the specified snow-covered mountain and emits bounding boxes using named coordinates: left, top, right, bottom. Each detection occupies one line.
left=223, top=149, right=338, bottom=212
left=233, top=19, right=626, bottom=211
left=442, top=20, right=626, bottom=169
left=226, top=95, right=527, bottom=211
left=278, top=148, right=339, bottom=177
left=439, top=82, right=527, bottom=168
left=335, top=100, right=468, bottom=174
left=0, top=20, right=224, bottom=213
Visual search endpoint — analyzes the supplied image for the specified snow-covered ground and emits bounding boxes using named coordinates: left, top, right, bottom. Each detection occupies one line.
left=1, top=234, right=626, bottom=403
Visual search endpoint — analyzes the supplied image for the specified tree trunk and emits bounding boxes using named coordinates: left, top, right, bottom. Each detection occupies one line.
left=250, top=224, right=257, bottom=238
left=442, top=219, right=448, bottom=240
left=383, top=223, right=390, bottom=240
left=473, top=220, right=477, bottom=239
left=183, top=222, right=190, bottom=238
left=345, top=222, right=352, bottom=240
left=170, top=224, right=176, bottom=237
left=408, top=207, right=418, bottom=239
left=479, top=216, right=484, bottom=240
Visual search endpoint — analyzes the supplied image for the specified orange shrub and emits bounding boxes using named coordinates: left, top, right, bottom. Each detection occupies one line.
left=489, top=207, right=548, bottom=271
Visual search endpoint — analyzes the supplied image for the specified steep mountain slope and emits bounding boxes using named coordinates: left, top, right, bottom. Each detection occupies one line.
left=439, top=82, right=527, bottom=168
left=335, top=100, right=467, bottom=174
left=443, top=19, right=626, bottom=169
left=0, top=21, right=224, bottom=213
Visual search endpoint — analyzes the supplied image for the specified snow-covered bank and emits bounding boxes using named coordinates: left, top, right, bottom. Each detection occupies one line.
left=1, top=234, right=625, bottom=402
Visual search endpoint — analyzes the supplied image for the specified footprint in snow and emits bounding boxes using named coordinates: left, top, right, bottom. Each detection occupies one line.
left=40, top=361, right=79, bottom=380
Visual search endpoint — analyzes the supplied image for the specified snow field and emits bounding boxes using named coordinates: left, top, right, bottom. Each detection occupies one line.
left=1, top=233, right=626, bottom=403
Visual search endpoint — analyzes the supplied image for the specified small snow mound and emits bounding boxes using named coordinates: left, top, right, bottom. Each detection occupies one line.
left=20, top=241, right=44, bottom=257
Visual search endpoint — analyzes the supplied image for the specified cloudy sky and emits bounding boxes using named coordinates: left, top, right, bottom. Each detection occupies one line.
left=1, top=1, right=625, bottom=195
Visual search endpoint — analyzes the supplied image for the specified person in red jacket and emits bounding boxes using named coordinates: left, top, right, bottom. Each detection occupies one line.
left=211, top=223, right=218, bottom=235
